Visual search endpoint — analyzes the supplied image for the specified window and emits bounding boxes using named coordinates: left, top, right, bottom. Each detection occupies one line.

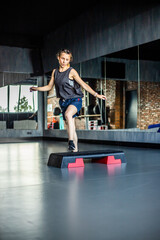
left=0, top=86, right=8, bottom=112
left=9, top=85, right=19, bottom=112
left=9, top=85, right=38, bottom=113
left=20, top=85, right=38, bottom=112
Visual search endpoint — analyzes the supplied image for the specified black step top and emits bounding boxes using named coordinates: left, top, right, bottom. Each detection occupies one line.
left=50, top=150, right=124, bottom=157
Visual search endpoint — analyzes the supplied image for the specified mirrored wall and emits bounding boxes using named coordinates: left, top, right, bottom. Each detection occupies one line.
left=46, top=40, right=160, bottom=133
left=0, top=75, right=38, bottom=130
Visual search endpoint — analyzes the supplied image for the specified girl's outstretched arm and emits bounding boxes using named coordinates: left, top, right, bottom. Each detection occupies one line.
left=71, top=69, right=107, bottom=100
left=30, top=69, right=55, bottom=92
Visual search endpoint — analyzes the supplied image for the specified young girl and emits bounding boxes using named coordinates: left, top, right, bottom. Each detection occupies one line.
left=30, top=49, right=106, bottom=152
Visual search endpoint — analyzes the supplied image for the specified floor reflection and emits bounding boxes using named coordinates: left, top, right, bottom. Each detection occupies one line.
left=68, top=167, right=85, bottom=179
left=107, top=163, right=127, bottom=176
left=60, top=162, right=127, bottom=181
left=61, top=167, right=84, bottom=180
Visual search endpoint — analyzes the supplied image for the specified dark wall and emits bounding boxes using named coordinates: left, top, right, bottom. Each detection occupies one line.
left=0, top=46, right=43, bottom=75
left=0, top=46, right=33, bottom=73
left=42, top=3, right=160, bottom=72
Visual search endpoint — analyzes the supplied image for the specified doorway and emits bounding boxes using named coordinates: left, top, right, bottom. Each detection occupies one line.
left=125, top=90, right=137, bottom=128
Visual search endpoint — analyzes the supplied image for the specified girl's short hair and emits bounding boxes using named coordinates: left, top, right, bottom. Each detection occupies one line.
left=56, top=49, right=73, bottom=62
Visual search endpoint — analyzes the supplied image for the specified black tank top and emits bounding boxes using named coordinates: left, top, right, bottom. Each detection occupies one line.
left=54, top=67, right=84, bottom=100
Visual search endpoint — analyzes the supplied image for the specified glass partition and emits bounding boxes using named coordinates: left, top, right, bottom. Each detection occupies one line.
left=46, top=52, right=139, bottom=130
left=0, top=78, right=38, bottom=130
left=138, top=40, right=160, bottom=132
left=78, top=47, right=139, bottom=130
left=46, top=40, right=160, bottom=133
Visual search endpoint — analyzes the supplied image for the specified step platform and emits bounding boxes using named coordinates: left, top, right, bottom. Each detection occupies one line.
left=48, top=150, right=127, bottom=168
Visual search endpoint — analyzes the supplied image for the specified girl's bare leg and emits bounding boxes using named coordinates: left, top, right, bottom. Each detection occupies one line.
left=65, top=105, right=78, bottom=151
left=65, top=118, right=78, bottom=151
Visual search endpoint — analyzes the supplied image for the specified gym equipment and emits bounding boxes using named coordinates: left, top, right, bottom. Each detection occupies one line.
left=48, top=150, right=127, bottom=168
left=54, top=107, right=61, bottom=116
left=148, top=123, right=160, bottom=132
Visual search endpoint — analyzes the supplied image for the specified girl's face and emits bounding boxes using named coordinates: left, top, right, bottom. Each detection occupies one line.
left=58, top=52, right=71, bottom=67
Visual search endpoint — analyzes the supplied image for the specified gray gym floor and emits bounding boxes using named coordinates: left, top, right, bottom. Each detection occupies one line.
left=0, top=140, right=160, bottom=240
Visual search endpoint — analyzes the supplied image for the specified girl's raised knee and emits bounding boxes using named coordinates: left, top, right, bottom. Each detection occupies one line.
left=65, top=111, right=72, bottom=121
